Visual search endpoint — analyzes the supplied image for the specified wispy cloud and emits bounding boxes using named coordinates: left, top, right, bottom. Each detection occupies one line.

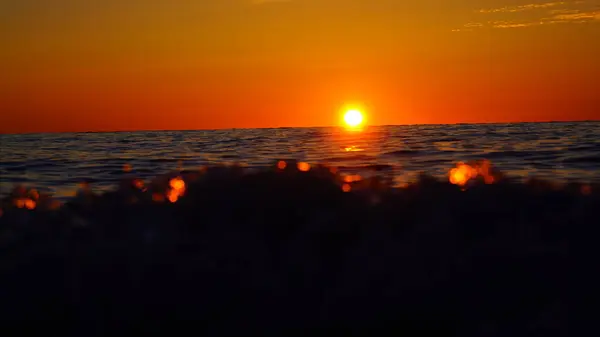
left=548, top=8, right=581, bottom=14
left=453, top=0, right=599, bottom=31
left=477, top=1, right=568, bottom=13
left=551, top=10, right=600, bottom=20
left=491, top=21, right=540, bottom=28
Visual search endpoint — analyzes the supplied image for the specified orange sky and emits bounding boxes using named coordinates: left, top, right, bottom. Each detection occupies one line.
left=1, top=0, right=599, bottom=133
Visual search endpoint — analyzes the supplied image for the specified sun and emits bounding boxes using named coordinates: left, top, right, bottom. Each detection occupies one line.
left=343, top=109, right=364, bottom=128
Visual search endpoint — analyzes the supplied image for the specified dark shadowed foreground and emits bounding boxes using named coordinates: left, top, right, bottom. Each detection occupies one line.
left=0, top=160, right=581, bottom=336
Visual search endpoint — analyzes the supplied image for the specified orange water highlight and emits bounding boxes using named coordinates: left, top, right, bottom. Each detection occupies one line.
left=14, top=198, right=36, bottom=210
left=133, top=179, right=145, bottom=190
left=167, top=177, right=186, bottom=203
left=449, top=160, right=496, bottom=187
left=297, top=162, right=310, bottom=172
left=167, top=190, right=179, bottom=203
left=14, top=199, right=25, bottom=208
left=344, top=145, right=364, bottom=152
left=170, top=177, right=185, bottom=191
left=25, top=199, right=36, bottom=210
left=343, top=174, right=362, bottom=183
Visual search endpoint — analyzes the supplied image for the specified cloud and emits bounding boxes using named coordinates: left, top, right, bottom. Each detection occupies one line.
left=477, top=1, right=568, bottom=13
left=551, top=10, right=600, bottom=20
left=491, top=21, right=540, bottom=28
left=453, top=1, right=599, bottom=31
left=549, top=8, right=582, bottom=14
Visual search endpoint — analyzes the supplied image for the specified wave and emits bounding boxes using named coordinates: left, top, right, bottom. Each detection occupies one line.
left=218, top=154, right=242, bottom=160
left=561, top=155, right=600, bottom=164
left=431, top=138, right=463, bottom=143
left=322, top=154, right=377, bottom=163
left=382, top=149, right=423, bottom=157
left=1, top=123, right=600, bottom=194
left=479, top=150, right=564, bottom=159
left=335, top=164, right=396, bottom=171
left=0, top=161, right=579, bottom=335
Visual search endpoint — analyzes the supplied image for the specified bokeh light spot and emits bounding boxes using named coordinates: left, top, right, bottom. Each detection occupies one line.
left=167, top=177, right=186, bottom=203
left=167, top=190, right=179, bottom=203
left=297, top=162, right=310, bottom=172
left=343, top=174, right=362, bottom=183
left=170, top=177, right=185, bottom=191
left=133, top=179, right=145, bottom=190
left=29, top=189, right=40, bottom=200
left=581, top=185, right=592, bottom=195
left=24, top=199, right=36, bottom=210
left=152, top=193, right=165, bottom=203
left=14, top=198, right=26, bottom=209
left=449, top=160, right=496, bottom=187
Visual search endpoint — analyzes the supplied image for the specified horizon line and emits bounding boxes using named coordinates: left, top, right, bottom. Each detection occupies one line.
left=1, top=119, right=598, bottom=135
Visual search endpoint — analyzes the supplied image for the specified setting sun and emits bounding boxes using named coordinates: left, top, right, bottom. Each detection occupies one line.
left=344, top=110, right=364, bottom=128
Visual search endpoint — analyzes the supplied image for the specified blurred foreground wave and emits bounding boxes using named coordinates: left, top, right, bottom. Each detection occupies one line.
left=0, top=160, right=583, bottom=336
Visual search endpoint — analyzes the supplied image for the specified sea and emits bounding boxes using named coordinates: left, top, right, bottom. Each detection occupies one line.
left=1, top=121, right=599, bottom=200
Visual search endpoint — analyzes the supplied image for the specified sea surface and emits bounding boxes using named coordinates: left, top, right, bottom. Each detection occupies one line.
left=1, top=122, right=599, bottom=200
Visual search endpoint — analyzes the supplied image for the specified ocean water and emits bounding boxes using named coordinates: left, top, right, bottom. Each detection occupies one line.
left=1, top=122, right=599, bottom=199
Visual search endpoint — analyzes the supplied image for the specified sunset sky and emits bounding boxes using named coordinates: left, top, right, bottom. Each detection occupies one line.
left=1, top=0, right=599, bottom=133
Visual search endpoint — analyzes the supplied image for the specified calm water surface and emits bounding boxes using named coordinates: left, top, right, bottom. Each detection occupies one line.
left=1, top=122, right=599, bottom=199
